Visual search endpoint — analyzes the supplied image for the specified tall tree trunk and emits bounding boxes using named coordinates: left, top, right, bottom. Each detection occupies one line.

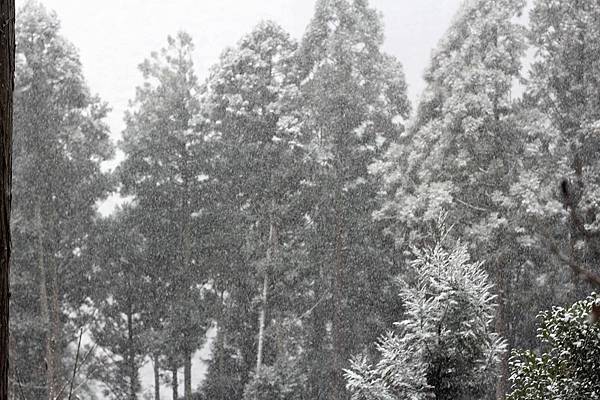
left=212, top=321, right=227, bottom=400
left=182, top=215, right=193, bottom=400
left=180, top=184, right=193, bottom=400
left=494, top=265, right=509, bottom=400
left=255, top=60, right=276, bottom=377
left=8, top=334, right=15, bottom=400
left=153, top=355, right=160, bottom=400
left=183, top=352, right=191, bottom=400
left=255, top=216, right=276, bottom=376
left=0, top=0, right=14, bottom=398
left=308, top=263, right=327, bottom=400
left=50, top=257, right=62, bottom=397
left=255, top=272, right=268, bottom=376
left=490, top=31, right=509, bottom=396
left=127, top=303, right=137, bottom=400
left=332, top=201, right=344, bottom=400
left=216, top=294, right=225, bottom=376
left=171, top=365, right=178, bottom=400
left=36, top=203, right=56, bottom=400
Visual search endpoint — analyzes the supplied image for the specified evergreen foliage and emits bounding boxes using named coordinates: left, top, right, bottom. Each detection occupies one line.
left=8, top=0, right=600, bottom=399
left=118, top=31, right=211, bottom=399
left=345, top=234, right=505, bottom=400
left=508, top=295, right=600, bottom=400
left=11, top=2, right=114, bottom=398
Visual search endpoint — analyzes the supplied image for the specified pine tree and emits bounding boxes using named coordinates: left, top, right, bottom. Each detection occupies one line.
left=11, top=2, right=114, bottom=398
left=87, top=207, right=150, bottom=400
left=118, top=32, right=210, bottom=400
left=527, top=0, right=600, bottom=289
left=297, top=0, right=410, bottom=397
left=496, top=0, right=600, bottom=377
left=202, top=20, right=307, bottom=397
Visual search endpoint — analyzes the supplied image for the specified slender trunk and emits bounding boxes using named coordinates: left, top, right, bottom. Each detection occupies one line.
left=216, top=329, right=224, bottom=373
left=256, top=59, right=276, bottom=376
left=127, top=303, right=137, bottom=400
left=183, top=352, right=191, bottom=400
left=494, top=265, right=508, bottom=400
left=8, top=332, right=15, bottom=400
left=0, top=2, right=14, bottom=398
left=153, top=355, right=160, bottom=400
left=213, top=320, right=228, bottom=400
left=36, top=203, right=55, bottom=400
left=171, top=365, right=178, bottom=400
left=255, top=271, right=268, bottom=375
left=332, top=201, right=344, bottom=400
left=491, top=26, right=509, bottom=397
left=216, top=295, right=225, bottom=376
left=50, top=257, right=61, bottom=396
left=256, top=216, right=276, bottom=376
left=181, top=180, right=193, bottom=400
left=308, top=263, right=326, bottom=400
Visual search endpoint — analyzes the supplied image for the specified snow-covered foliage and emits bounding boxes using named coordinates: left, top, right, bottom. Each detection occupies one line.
left=508, top=295, right=600, bottom=400
left=345, top=237, right=505, bottom=400
left=10, top=0, right=600, bottom=399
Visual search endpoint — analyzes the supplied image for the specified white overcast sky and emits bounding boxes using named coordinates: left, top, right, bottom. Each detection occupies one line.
left=16, top=0, right=463, bottom=139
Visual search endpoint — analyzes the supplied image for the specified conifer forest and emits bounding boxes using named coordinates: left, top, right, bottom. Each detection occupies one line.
left=7, top=0, right=600, bottom=399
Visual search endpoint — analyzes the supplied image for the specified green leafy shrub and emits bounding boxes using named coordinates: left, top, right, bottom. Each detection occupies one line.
left=508, top=294, right=600, bottom=400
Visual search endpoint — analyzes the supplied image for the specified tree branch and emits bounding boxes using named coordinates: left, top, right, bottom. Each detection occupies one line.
left=454, top=197, right=490, bottom=213
left=548, top=241, right=600, bottom=288
left=560, top=178, right=600, bottom=239
left=569, top=206, right=600, bottom=239
left=53, top=339, right=97, bottom=400
left=67, top=329, right=83, bottom=400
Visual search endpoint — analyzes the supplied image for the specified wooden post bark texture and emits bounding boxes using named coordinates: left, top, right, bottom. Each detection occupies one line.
left=0, top=0, right=14, bottom=399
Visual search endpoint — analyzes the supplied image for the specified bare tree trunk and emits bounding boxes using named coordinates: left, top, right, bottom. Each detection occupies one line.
left=495, top=265, right=508, bottom=400
left=183, top=352, right=191, bottom=400
left=50, top=258, right=62, bottom=397
left=256, top=216, right=276, bottom=376
left=153, top=355, right=160, bottom=400
left=36, top=203, right=56, bottom=400
left=332, top=201, right=344, bottom=400
left=181, top=214, right=192, bottom=400
left=308, top=263, right=326, bottom=400
left=216, top=297, right=225, bottom=376
left=8, top=335, right=14, bottom=399
left=0, top=0, right=14, bottom=398
left=171, top=365, right=178, bottom=400
left=254, top=63, right=277, bottom=377
left=127, top=304, right=138, bottom=400
left=255, top=271, right=268, bottom=376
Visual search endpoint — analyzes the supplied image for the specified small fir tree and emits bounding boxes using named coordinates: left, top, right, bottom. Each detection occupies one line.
left=345, top=236, right=506, bottom=400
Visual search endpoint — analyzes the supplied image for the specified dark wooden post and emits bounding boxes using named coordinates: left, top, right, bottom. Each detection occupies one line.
left=0, top=0, right=14, bottom=399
